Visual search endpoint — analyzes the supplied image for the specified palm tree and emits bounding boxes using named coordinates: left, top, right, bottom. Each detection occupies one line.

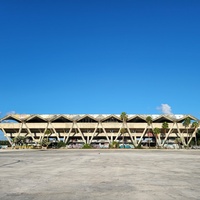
left=41, top=130, right=51, bottom=148
left=120, top=112, right=128, bottom=148
left=174, top=138, right=182, bottom=149
left=162, top=121, right=169, bottom=144
left=146, top=116, right=153, bottom=148
left=162, top=121, right=169, bottom=135
left=45, top=130, right=51, bottom=140
left=120, top=112, right=128, bottom=123
left=192, top=121, right=199, bottom=145
left=40, top=138, right=50, bottom=148
left=153, top=127, right=160, bottom=148
left=120, top=128, right=126, bottom=148
left=183, top=117, right=191, bottom=145
left=13, top=136, right=26, bottom=146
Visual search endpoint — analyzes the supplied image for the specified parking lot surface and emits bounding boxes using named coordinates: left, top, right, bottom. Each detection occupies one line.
left=0, top=149, right=200, bottom=200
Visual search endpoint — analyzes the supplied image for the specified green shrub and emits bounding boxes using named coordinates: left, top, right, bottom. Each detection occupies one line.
left=0, top=140, right=10, bottom=146
left=40, top=138, right=50, bottom=147
left=82, top=144, right=92, bottom=149
left=57, top=141, right=66, bottom=148
left=189, top=139, right=195, bottom=146
left=13, top=136, right=26, bottom=146
left=109, top=141, right=119, bottom=148
left=135, top=143, right=143, bottom=149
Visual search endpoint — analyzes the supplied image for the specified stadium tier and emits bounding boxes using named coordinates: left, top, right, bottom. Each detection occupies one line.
left=0, top=114, right=199, bottom=147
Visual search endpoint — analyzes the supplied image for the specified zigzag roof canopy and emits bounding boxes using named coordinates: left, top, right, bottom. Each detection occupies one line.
left=176, top=115, right=197, bottom=123
left=77, top=115, right=99, bottom=123
left=101, top=115, right=122, bottom=122
left=51, top=115, right=73, bottom=123
left=127, top=115, right=146, bottom=122
left=0, top=114, right=199, bottom=123
left=0, top=115, right=22, bottom=123
left=153, top=115, right=174, bottom=123
left=26, top=115, right=48, bottom=123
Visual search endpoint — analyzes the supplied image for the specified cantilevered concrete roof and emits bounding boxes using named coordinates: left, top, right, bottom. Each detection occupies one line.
left=0, top=114, right=199, bottom=123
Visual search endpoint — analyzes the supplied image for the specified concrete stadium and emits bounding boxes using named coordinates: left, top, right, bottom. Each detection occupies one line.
left=0, top=114, right=199, bottom=148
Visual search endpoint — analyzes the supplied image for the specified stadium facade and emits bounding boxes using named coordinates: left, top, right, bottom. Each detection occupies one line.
left=0, top=114, right=199, bottom=147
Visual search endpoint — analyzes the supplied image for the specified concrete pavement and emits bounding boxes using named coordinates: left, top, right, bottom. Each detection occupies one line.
left=0, top=149, right=200, bottom=200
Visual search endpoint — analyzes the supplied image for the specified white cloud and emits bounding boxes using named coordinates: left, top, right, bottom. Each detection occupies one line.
left=156, top=104, right=172, bottom=115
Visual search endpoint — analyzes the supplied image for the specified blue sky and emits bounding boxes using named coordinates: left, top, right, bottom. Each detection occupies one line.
left=0, top=0, right=200, bottom=140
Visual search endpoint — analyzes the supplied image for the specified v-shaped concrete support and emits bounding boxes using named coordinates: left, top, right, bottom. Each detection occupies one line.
left=74, top=122, right=86, bottom=144
left=49, top=123, right=60, bottom=142
left=100, top=122, right=111, bottom=144
left=24, top=123, right=36, bottom=142
left=188, top=127, right=198, bottom=145
left=161, top=123, right=175, bottom=147
left=40, top=122, right=50, bottom=143
left=137, top=125, right=148, bottom=146
left=114, top=123, right=123, bottom=141
left=1, top=128, right=13, bottom=145
left=125, top=123, right=137, bottom=147
left=176, top=122, right=186, bottom=146
left=64, top=122, right=74, bottom=144
left=88, top=123, right=99, bottom=144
